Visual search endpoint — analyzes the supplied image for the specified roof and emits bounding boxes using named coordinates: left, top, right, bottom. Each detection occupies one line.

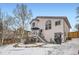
left=31, top=16, right=71, bottom=28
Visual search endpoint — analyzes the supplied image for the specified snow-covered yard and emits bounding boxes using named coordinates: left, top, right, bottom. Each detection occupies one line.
left=0, top=38, right=79, bottom=55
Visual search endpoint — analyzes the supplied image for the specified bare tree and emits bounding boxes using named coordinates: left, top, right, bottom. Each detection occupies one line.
left=75, top=24, right=79, bottom=31
left=13, top=4, right=32, bottom=44
left=0, top=9, right=11, bottom=45
left=1, top=14, right=14, bottom=44
left=4, top=14, right=21, bottom=43
left=75, top=7, right=79, bottom=31
left=4, top=15, right=14, bottom=30
left=0, top=8, right=5, bottom=45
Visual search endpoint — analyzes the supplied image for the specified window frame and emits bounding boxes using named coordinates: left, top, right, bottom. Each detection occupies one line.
left=45, top=20, right=51, bottom=30
left=55, top=20, right=61, bottom=26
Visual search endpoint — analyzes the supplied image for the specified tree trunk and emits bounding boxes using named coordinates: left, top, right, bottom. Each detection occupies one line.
left=21, top=20, right=24, bottom=43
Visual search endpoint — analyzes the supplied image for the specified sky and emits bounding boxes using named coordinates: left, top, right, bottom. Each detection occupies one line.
left=0, top=3, right=79, bottom=31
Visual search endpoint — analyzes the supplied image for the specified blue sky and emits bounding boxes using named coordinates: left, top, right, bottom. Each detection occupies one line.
left=0, top=3, right=79, bottom=31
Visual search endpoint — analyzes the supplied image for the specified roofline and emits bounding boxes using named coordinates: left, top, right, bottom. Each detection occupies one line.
left=36, top=16, right=67, bottom=19
left=64, top=17, right=71, bottom=28
left=30, top=16, right=71, bottom=28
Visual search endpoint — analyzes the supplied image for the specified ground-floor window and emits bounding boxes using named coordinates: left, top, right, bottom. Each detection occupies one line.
left=54, top=32, right=62, bottom=44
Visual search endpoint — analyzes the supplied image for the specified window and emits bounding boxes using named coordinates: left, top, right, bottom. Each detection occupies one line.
left=32, top=22, right=35, bottom=27
left=54, top=33, right=61, bottom=38
left=45, top=20, right=51, bottom=30
left=54, top=32, right=62, bottom=44
left=55, top=21, right=61, bottom=26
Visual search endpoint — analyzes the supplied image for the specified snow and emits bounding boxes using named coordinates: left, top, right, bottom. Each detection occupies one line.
left=18, top=43, right=45, bottom=47
left=0, top=38, right=79, bottom=55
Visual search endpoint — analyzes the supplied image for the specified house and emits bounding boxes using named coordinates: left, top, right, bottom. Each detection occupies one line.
left=30, top=16, right=71, bottom=43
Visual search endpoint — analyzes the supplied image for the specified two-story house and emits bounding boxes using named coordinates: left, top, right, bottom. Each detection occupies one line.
left=30, top=16, right=71, bottom=44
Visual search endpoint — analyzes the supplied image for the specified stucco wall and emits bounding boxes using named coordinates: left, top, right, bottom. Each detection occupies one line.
left=63, top=20, right=70, bottom=41
left=43, top=18, right=64, bottom=42
left=31, top=18, right=70, bottom=43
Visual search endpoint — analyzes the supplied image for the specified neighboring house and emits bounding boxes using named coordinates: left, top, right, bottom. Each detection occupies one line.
left=30, top=16, right=71, bottom=43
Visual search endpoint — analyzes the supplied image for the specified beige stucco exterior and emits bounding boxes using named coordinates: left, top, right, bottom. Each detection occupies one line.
left=31, top=16, right=71, bottom=43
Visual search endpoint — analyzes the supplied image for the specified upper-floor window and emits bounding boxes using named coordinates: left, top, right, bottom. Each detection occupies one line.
left=32, top=22, right=35, bottom=27
left=45, top=20, right=51, bottom=30
left=55, top=20, right=61, bottom=26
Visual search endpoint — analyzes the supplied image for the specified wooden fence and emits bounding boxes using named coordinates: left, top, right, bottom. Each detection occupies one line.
left=0, top=39, right=16, bottom=45
left=68, top=32, right=79, bottom=38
